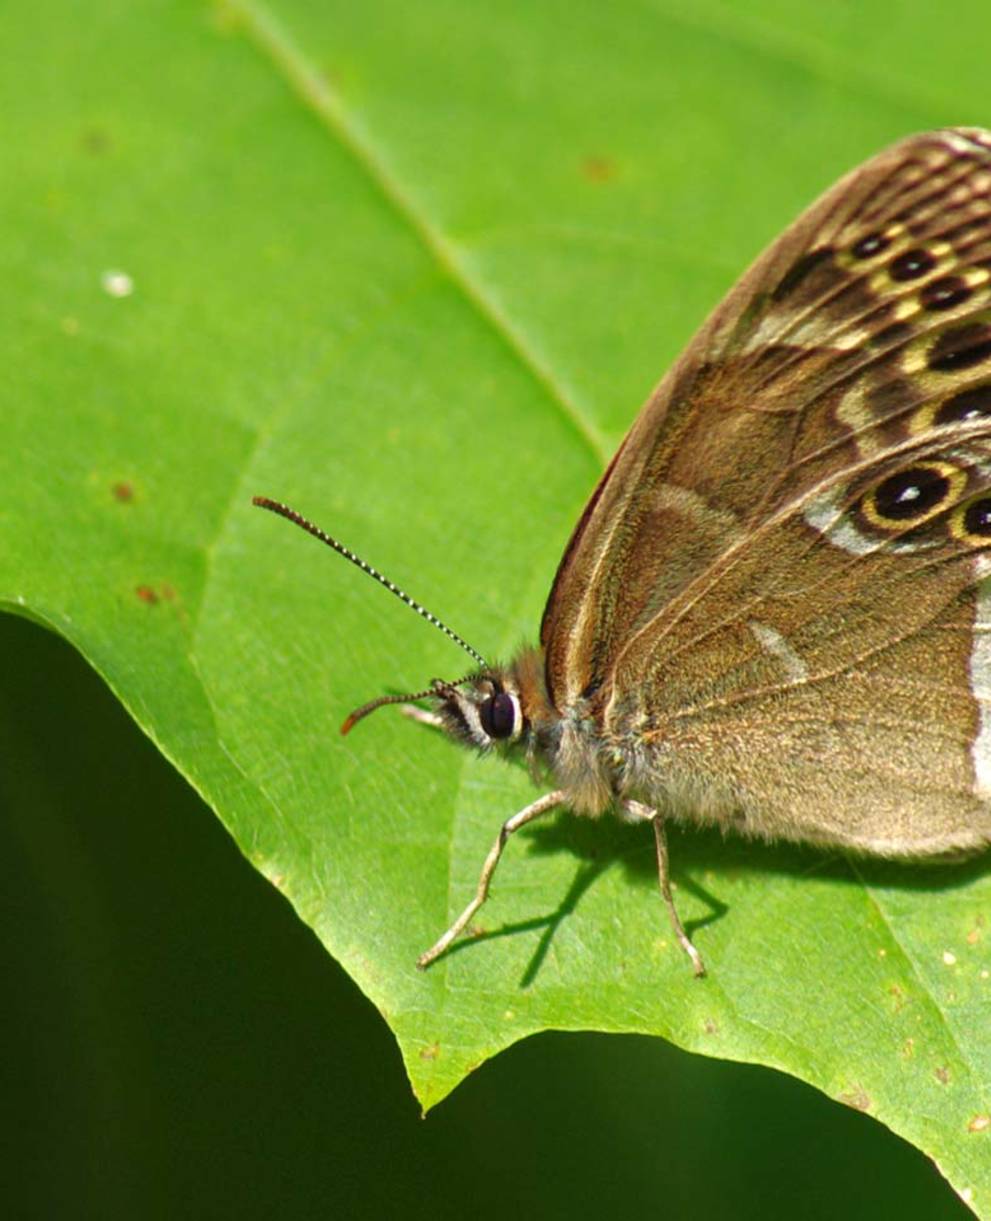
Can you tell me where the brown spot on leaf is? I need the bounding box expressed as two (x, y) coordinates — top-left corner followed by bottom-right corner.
(934, 1066), (951, 1085)
(81, 126), (111, 155)
(134, 582), (179, 607)
(419, 1042), (440, 1061)
(703, 1018), (719, 1036)
(838, 1087), (872, 1112)
(968, 1114), (990, 1133)
(581, 155), (617, 182)
(112, 481), (134, 503)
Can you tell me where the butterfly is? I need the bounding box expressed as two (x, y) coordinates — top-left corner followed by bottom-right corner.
(256, 127), (991, 977)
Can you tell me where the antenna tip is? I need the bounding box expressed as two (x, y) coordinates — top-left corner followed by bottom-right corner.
(339, 712), (357, 736)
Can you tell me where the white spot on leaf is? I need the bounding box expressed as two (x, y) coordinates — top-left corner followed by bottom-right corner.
(101, 269), (134, 298)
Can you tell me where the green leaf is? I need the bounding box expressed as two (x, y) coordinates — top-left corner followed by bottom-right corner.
(4, 0), (990, 1210)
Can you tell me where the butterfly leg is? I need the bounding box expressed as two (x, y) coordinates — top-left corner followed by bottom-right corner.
(417, 789), (566, 969)
(401, 704), (446, 730)
(624, 800), (706, 978)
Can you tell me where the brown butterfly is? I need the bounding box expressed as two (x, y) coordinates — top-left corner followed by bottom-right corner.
(256, 127), (991, 977)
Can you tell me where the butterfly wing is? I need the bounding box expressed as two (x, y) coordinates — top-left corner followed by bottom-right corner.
(541, 127), (991, 854)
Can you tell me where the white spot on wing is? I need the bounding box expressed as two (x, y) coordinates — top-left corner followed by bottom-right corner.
(748, 620), (809, 684)
(803, 485), (876, 556)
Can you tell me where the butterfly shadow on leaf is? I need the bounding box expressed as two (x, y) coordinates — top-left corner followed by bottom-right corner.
(445, 807), (991, 987)
(664, 822), (991, 901)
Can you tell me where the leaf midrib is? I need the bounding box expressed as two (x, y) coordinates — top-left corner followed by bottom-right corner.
(227, 0), (610, 467)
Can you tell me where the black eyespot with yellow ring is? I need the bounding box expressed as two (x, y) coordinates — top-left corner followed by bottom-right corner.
(950, 494), (991, 547)
(860, 461), (966, 531)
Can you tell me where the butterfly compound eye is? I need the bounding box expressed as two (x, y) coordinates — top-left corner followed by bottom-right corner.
(479, 691), (518, 740)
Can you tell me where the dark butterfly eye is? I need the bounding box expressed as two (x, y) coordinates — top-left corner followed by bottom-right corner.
(479, 691), (517, 740)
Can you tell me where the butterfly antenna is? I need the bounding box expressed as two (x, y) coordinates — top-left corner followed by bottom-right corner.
(337, 671), (475, 736)
(252, 496), (489, 676)
(339, 688), (436, 736)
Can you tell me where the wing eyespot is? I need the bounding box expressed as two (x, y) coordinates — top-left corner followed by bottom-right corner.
(933, 383), (991, 425)
(927, 318), (991, 372)
(950, 495), (991, 546)
(860, 461), (966, 530)
(910, 382), (991, 432)
(920, 275), (972, 311)
(850, 231), (891, 260)
(846, 222), (907, 264)
(889, 247), (938, 281)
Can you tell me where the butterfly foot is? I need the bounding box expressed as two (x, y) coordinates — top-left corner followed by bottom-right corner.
(686, 940), (707, 979)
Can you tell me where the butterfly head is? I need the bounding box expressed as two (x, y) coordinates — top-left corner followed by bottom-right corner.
(432, 671), (526, 750)
(339, 667), (529, 751)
